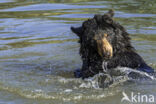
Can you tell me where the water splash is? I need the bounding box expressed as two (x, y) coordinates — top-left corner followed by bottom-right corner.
(110, 67), (156, 80)
(79, 65), (156, 89)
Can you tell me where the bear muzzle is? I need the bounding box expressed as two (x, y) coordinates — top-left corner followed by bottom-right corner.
(95, 34), (113, 59)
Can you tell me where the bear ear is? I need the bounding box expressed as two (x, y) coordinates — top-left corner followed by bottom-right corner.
(102, 9), (114, 24)
(107, 9), (114, 18)
(103, 9), (115, 18)
(71, 26), (83, 37)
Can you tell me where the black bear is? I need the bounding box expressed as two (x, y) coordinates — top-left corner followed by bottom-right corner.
(71, 10), (154, 79)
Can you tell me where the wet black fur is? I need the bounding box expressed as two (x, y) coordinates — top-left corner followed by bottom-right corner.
(71, 10), (154, 78)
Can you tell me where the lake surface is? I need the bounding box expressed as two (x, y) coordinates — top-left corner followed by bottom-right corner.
(0, 0), (156, 104)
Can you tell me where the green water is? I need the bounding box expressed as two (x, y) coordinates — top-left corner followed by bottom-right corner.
(0, 0), (156, 104)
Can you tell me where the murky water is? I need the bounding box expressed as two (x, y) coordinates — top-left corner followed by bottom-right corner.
(0, 0), (156, 104)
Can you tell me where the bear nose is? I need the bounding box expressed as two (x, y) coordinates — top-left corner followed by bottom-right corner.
(100, 51), (112, 60)
(105, 51), (112, 59)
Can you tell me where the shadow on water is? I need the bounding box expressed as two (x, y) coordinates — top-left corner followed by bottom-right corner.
(0, 0), (156, 104)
